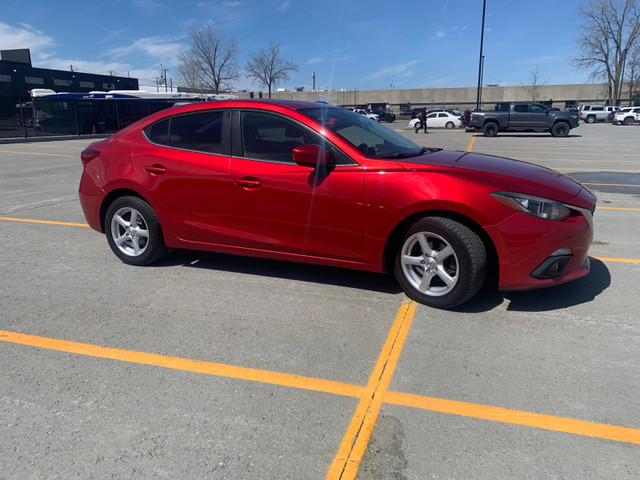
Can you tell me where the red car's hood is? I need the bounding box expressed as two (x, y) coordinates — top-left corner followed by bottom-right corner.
(399, 150), (585, 202)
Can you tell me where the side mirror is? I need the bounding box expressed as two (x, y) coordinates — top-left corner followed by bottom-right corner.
(293, 144), (334, 169)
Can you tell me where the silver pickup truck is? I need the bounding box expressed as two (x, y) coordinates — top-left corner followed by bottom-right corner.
(469, 102), (580, 137)
(578, 105), (619, 123)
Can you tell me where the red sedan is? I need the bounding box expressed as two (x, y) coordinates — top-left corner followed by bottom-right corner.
(79, 100), (595, 309)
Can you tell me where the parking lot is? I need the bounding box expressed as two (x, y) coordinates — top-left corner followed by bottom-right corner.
(1, 121), (639, 479)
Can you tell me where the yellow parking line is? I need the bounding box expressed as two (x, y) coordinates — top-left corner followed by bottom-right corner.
(0, 217), (89, 227)
(594, 257), (640, 264)
(383, 391), (640, 445)
(327, 299), (415, 480)
(0, 330), (363, 399)
(2, 328), (639, 448)
(583, 182), (640, 187)
(597, 207), (640, 211)
(0, 149), (75, 157)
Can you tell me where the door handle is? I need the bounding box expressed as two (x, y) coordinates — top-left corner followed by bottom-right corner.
(144, 164), (166, 175)
(235, 178), (262, 189)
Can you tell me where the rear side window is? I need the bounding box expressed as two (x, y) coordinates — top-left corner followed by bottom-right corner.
(144, 111), (225, 154)
(514, 105), (528, 113)
(148, 119), (169, 145)
(170, 111), (224, 154)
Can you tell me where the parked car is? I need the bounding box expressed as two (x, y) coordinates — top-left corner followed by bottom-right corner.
(371, 108), (396, 123)
(578, 105), (619, 123)
(469, 102), (579, 137)
(353, 108), (379, 121)
(409, 111), (463, 129)
(79, 99), (595, 309)
(612, 107), (640, 125)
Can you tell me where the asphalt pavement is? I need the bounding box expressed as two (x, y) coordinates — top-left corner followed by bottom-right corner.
(1, 122), (639, 479)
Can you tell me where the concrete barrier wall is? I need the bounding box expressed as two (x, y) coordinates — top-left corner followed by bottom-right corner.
(238, 82), (623, 112)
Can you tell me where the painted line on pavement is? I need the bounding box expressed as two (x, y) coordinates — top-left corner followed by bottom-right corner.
(1, 328), (639, 447)
(327, 299), (416, 480)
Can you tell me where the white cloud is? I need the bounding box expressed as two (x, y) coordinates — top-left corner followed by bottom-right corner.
(0, 22), (54, 51)
(307, 55), (356, 65)
(365, 60), (421, 81)
(436, 31), (445, 38)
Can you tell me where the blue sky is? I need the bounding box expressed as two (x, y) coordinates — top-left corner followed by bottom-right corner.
(1, 0), (593, 92)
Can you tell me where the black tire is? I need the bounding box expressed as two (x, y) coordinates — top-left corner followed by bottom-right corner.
(585, 115), (596, 123)
(624, 116), (634, 125)
(105, 196), (167, 266)
(482, 122), (498, 137)
(445, 121), (455, 129)
(551, 122), (570, 137)
(394, 217), (487, 309)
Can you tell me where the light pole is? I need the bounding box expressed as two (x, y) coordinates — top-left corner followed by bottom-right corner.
(476, 0), (487, 109)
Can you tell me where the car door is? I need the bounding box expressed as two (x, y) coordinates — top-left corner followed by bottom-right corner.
(230, 109), (365, 261)
(509, 104), (530, 128)
(529, 104), (550, 128)
(426, 112), (440, 128)
(133, 109), (236, 246)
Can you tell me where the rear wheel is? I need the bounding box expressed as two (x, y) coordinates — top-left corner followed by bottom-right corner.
(394, 217), (487, 309)
(624, 116), (634, 125)
(586, 115), (596, 123)
(105, 196), (167, 266)
(482, 122), (498, 137)
(445, 121), (455, 129)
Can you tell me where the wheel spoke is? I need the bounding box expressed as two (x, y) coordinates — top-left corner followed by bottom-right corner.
(435, 265), (457, 288)
(435, 244), (454, 262)
(416, 233), (436, 257)
(114, 234), (129, 247)
(418, 270), (436, 292)
(402, 254), (424, 267)
(114, 214), (129, 229)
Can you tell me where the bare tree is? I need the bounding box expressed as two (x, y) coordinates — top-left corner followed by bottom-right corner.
(625, 44), (640, 103)
(521, 65), (548, 101)
(245, 43), (298, 98)
(177, 26), (239, 94)
(573, 0), (640, 105)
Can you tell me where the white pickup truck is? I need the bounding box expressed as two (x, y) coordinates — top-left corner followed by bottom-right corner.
(352, 109), (379, 122)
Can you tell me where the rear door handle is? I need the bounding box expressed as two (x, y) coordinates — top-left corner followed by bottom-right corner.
(144, 164), (166, 175)
(235, 178), (262, 189)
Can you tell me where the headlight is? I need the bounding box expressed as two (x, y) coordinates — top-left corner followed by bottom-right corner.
(491, 192), (573, 221)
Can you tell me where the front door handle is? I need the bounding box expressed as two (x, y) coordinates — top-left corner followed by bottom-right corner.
(144, 164), (166, 175)
(235, 178), (262, 189)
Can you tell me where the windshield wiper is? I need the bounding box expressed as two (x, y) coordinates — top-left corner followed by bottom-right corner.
(381, 147), (440, 159)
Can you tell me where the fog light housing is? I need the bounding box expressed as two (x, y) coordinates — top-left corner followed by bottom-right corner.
(531, 250), (573, 279)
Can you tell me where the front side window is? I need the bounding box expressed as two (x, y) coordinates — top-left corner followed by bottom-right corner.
(240, 111), (319, 163)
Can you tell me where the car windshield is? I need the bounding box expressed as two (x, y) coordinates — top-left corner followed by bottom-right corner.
(301, 107), (427, 159)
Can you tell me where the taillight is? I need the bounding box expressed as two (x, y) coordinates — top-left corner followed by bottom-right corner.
(81, 149), (100, 165)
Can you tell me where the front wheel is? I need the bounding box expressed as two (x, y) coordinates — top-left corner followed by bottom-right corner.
(551, 122), (570, 137)
(105, 196), (167, 266)
(394, 217), (487, 309)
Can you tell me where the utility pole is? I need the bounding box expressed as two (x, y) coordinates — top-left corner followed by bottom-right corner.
(476, 0), (487, 109)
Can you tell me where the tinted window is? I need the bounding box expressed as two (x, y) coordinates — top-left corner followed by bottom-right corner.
(530, 105), (546, 113)
(170, 111), (224, 154)
(592, 106), (604, 111)
(241, 111), (318, 163)
(514, 105), (528, 113)
(148, 119), (169, 145)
